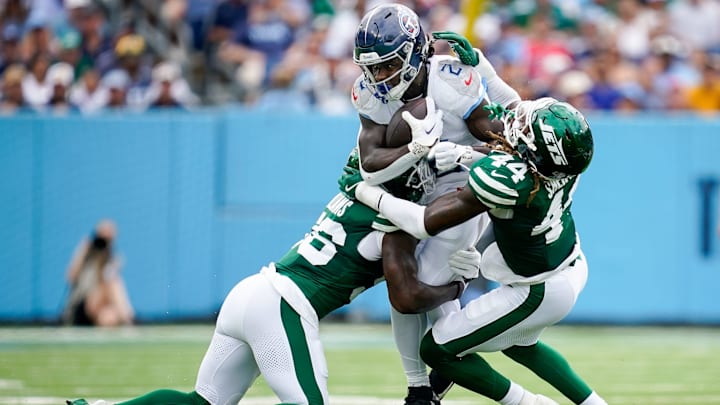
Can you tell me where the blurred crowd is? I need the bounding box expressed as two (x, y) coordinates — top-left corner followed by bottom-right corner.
(1, 0), (719, 116)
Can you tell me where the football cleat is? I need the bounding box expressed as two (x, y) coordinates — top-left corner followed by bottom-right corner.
(66, 400), (109, 405)
(403, 385), (441, 405)
(429, 369), (454, 400)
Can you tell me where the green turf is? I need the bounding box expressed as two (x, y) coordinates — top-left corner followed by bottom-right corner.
(1, 324), (719, 404)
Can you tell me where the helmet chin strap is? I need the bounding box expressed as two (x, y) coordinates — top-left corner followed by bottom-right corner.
(400, 63), (428, 102)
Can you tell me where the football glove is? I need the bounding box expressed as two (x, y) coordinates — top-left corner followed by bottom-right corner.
(338, 166), (364, 200)
(448, 247), (481, 280)
(429, 141), (475, 172)
(404, 97), (443, 157)
(482, 102), (511, 121)
(432, 31), (479, 67)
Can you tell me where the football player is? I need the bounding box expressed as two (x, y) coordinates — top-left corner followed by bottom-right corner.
(342, 95), (609, 405)
(350, 4), (513, 404)
(66, 150), (481, 405)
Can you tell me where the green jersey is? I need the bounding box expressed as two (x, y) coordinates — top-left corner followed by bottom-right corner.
(468, 151), (579, 276)
(275, 193), (395, 319)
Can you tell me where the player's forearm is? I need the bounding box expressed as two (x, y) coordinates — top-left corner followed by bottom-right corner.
(360, 150), (422, 185)
(391, 281), (463, 314)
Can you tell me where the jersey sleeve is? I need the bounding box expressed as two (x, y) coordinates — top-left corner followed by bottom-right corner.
(467, 152), (533, 209)
(428, 56), (487, 120)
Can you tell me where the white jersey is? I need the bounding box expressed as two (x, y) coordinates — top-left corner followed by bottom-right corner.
(351, 55), (490, 202)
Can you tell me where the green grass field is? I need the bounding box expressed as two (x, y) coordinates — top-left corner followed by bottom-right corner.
(1, 323), (719, 404)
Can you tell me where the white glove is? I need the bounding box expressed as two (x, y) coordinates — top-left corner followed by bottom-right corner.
(404, 97), (443, 157)
(448, 247), (481, 280)
(429, 141), (474, 172)
(474, 47), (497, 79)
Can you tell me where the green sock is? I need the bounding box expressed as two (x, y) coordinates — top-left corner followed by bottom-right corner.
(420, 333), (511, 400)
(503, 341), (593, 403)
(116, 389), (209, 405)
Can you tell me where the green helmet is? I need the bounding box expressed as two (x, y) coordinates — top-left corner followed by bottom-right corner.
(343, 148), (434, 203)
(503, 98), (594, 179)
(381, 158), (435, 203)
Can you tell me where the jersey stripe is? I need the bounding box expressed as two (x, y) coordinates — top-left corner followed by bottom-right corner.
(468, 175), (517, 208)
(473, 168), (519, 197)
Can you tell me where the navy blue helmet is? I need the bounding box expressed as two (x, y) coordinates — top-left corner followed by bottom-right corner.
(353, 4), (429, 100)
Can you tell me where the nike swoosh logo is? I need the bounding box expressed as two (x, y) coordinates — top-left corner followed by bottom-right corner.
(351, 87), (358, 101)
(345, 184), (357, 192)
(425, 123), (436, 134)
(490, 170), (507, 179)
(464, 74), (473, 86)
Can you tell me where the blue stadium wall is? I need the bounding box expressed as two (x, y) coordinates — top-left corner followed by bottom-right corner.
(1, 110), (719, 324)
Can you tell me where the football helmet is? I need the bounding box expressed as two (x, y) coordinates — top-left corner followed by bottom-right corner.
(344, 148), (434, 203)
(382, 157), (435, 203)
(353, 4), (430, 101)
(501, 98), (594, 179)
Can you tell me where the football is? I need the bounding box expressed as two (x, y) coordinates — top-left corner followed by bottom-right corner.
(385, 98), (427, 147)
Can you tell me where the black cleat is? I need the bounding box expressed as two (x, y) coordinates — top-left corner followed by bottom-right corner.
(404, 385), (441, 405)
(429, 369), (455, 400)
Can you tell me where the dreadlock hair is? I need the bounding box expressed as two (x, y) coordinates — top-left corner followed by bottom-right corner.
(483, 130), (542, 206)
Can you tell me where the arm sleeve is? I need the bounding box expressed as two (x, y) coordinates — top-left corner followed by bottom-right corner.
(355, 181), (431, 240)
(377, 193), (431, 240)
(360, 150), (422, 186)
(485, 75), (521, 108)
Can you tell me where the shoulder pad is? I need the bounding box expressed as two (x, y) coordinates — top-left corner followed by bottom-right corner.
(351, 75), (401, 125)
(431, 56), (486, 99)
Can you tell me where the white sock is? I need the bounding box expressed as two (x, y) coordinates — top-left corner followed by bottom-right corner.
(579, 391), (608, 405)
(498, 381), (526, 405)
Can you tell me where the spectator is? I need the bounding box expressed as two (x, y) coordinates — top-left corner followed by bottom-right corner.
(0, 23), (23, 74)
(57, 29), (93, 79)
(70, 68), (108, 114)
(102, 68), (131, 109)
(144, 61), (199, 109)
(21, 15), (56, 60)
(61, 219), (134, 327)
(218, 0), (306, 101)
(685, 54), (720, 113)
(67, 1), (113, 71)
(21, 51), (52, 109)
(112, 34), (153, 108)
(667, 0), (720, 54)
(0, 63), (28, 114)
(45, 61), (76, 113)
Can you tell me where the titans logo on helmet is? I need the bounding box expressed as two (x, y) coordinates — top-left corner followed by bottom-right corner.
(397, 6), (420, 38)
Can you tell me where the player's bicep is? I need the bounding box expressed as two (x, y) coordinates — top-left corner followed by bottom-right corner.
(357, 116), (388, 171)
(465, 99), (503, 142)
